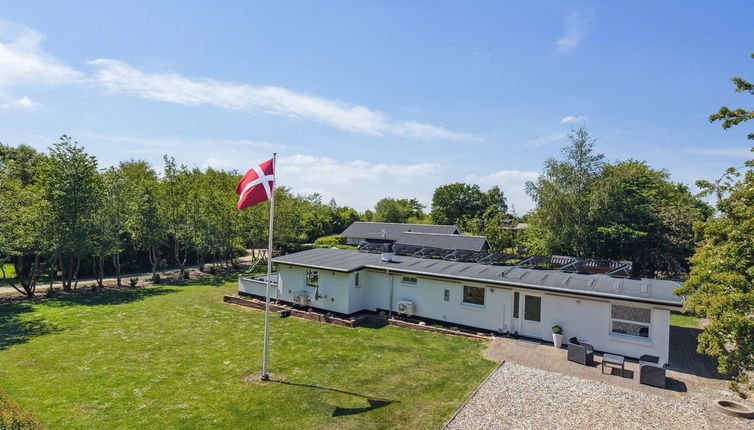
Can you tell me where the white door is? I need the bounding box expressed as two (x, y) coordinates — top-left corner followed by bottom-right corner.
(511, 291), (543, 338)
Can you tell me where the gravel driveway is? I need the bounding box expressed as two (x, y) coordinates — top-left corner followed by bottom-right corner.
(445, 363), (733, 430)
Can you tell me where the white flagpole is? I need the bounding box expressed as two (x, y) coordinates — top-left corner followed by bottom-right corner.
(261, 152), (276, 381)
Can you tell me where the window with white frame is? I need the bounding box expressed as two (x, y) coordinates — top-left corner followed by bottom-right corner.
(462, 285), (485, 306)
(610, 304), (651, 338)
(401, 276), (417, 285)
(306, 269), (319, 287)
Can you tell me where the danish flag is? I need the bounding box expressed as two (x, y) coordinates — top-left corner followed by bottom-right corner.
(235, 158), (275, 210)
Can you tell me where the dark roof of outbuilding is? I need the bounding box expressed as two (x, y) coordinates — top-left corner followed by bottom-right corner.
(272, 248), (683, 307)
(340, 222), (459, 241)
(396, 232), (489, 252)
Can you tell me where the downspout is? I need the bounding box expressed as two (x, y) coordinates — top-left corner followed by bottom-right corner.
(387, 269), (394, 317)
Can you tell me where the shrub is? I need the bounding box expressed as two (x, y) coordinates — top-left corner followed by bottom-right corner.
(129, 278), (138, 288)
(0, 387), (46, 430)
(552, 325), (563, 334)
(44, 288), (56, 299)
(183, 271), (190, 280)
(151, 274), (161, 284)
(314, 235), (346, 248)
(209, 266), (217, 275)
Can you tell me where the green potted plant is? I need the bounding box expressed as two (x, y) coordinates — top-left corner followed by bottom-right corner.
(552, 325), (564, 348)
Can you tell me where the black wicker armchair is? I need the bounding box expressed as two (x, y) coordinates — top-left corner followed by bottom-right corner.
(567, 337), (595, 365)
(639, 355), (666, 388)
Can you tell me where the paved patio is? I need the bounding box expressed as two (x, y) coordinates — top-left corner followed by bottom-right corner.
(462, 326), (754, 428)
(483, 326), (727, 398)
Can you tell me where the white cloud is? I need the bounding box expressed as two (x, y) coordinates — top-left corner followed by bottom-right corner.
(281, 154), (443, 184)
(465, 169), (540, 214)
(525, 132), (567, 147)
(0, 21), (81, 102)
(560, 115), (588, 124)
(88, 59), (474, 141)
(556, 11), (592, 51)
(1, 96), (39, 109)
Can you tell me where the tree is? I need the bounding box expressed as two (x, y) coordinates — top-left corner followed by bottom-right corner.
(677, 52), (754, 398)
(121, 160), (165, 278)
(0, 146), (48, 297)
(709, 52), (754, 141)
(160, 156), (193, 278)
(525, 127), (604, 256)
(40, 136), (102, 291)
(431, 183), (492, 226)
(589, 161), (711, 277)
(90, 167), (127, 287)
(373, 198), (426, 224)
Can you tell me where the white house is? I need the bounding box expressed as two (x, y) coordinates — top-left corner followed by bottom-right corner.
(238, 247), (683, 365)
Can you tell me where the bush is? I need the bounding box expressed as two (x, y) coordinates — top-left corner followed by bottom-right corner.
(44, 288), (56, 299)
(0, 387), (46, 430)
(129, 278), (138, 288)
(209, 266), (217, 275)
(314, 235), (346, 248)
(151, 274), (161, 284)
(552, 325), (563, 334)
(183, 271), (190, 280)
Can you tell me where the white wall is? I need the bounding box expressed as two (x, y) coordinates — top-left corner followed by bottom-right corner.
(239, 266), (351, 314)
(389, 275), (511, 332)
(240, 266), (672, 363)
(540, 294), (671, 364)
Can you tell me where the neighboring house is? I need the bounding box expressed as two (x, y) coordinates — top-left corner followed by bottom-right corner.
(239, 247), (682, 365)
(340, 221), (459, 245)
(395, 232), (489, 252)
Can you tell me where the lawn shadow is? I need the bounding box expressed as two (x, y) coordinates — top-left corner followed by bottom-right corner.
(182, 272), (239, 287)
(0, 302), (63, 351)
(269, 379), (399, 417)
(43, 286), (178, 308)
(357, 319), (388, 329)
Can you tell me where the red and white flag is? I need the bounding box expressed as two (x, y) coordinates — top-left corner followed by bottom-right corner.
(236, 158), (275, 210)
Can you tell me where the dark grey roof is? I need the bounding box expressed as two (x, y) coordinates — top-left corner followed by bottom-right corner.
(340, 222), (459, 241)
(273, 248), (683, 307)
(396, 232), (489, 252)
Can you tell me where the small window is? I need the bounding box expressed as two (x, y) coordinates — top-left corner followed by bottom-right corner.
(354, 272), (360, 287)
(306, 269), (319, 287)
(402, 276), (417, 285)
(462, 285), (485, 306)
(443, 289), (450, 302)
(513, 292), (520, 318)
(610, 304), (651, 338)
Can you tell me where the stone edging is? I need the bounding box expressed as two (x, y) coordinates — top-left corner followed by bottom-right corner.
(223, 294), (492, 340)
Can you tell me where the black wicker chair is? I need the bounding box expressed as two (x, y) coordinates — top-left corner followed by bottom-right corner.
(567, 337), (595, 365)
(639, 355), (666, 388)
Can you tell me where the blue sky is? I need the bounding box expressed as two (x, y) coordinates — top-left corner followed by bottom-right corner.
(1, 1), (752, 213)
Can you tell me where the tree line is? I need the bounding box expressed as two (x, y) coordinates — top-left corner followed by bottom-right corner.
(0, 137), (359, 297)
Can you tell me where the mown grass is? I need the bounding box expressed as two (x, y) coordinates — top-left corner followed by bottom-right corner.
(0, 264), (16, 286)
(670, 311), (701, 328)
(0, 278), (495, 429)
(1, 264), (15, 279)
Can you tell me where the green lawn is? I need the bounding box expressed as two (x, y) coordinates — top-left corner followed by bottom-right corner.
(0, 276), (496, 429)
(670, 311), (702, 328)
(1, 264), (16, 286)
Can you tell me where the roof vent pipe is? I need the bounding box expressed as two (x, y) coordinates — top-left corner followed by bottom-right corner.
(381, 242), (394, 262)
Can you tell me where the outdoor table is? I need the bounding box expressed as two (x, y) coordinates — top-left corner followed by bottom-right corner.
(602, 353), (626, 377)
